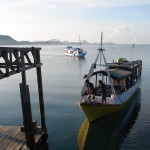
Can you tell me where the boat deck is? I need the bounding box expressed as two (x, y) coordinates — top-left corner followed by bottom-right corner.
(81, 95), (115, 104)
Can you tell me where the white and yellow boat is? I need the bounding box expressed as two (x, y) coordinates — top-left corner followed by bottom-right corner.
(78, 33), (142, 123)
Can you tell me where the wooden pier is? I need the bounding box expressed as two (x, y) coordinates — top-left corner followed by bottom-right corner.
(0, 47), (48, 150)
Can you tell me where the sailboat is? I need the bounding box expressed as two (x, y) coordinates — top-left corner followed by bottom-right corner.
(65, 35), (87, 58)
(77, 33), (142, 123)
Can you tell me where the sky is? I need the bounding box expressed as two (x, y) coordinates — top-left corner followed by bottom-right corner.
(0, 0), (150, 44)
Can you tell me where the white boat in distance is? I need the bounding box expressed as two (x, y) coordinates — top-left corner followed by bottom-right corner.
(65, 46), (87, 58)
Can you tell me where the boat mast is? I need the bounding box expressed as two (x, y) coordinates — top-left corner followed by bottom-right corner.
(79, 35), (81, 49)
(81, 32), (116, 97)
(98, 33), (116, 97)
(132, 44), (135, 61)
(81, 41), (101, 94)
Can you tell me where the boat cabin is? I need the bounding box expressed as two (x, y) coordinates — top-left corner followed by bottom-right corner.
(65, 47), (84, 55)
(84, 59), (142, 97)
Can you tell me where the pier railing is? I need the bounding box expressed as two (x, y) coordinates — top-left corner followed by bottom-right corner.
(0, 47), (41, 79)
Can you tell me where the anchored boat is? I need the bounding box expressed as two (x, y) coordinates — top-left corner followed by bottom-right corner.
(77, 34), (142, 123)
(65, 46), (87, 58)
(65, 35), (87, 58)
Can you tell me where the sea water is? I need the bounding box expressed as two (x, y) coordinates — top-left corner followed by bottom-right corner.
(0, 44), (150, 150)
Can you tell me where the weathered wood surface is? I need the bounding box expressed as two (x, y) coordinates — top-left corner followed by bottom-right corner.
(0, 47), (48, 149)
(0, 47), (42, 79)
(0, 126), (41, 150)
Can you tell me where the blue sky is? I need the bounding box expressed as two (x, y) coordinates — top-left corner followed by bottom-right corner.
(0, 0), (150, 44)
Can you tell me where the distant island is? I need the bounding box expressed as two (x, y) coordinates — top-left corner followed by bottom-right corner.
(0, 34), (115, 45)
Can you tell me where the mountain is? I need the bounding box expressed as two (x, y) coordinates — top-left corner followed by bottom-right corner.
(0, 34), (115, 45)
(0, 35), (19, 45)
(0, 35), (63, 45)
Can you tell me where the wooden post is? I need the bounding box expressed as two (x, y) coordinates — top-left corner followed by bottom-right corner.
(9, 52), (12, 63)
(36, 49), (46, 130)
(20, 84), (35, 149)
(95, 74), (97, 88)
(3, 51), (9, 77)
(20, 51), (35, 149)
(14, 49), (20, 73)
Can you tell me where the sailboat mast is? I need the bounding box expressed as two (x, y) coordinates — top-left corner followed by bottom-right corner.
(100, 32), (103, 49)
(79, 35), (81, 49)
(132, 44), (135, 61)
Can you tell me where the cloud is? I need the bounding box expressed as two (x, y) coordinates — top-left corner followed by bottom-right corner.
(106, 25), (133, 43)
(51, 0), (150, 8)
(1, 0), (150, 9)
(113, 25), (128, 35)
(0, 0), (57, 11)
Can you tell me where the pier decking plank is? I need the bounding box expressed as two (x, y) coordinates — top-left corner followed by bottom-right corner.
(3, 127), (23, 150)
(0, 126), (14, 145)
(0, 126), (42, 150)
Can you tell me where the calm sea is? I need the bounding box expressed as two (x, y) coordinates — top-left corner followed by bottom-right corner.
(0, 44), (150, 150)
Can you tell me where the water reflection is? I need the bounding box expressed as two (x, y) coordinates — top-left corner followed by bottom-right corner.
(78, 91), (141, 150)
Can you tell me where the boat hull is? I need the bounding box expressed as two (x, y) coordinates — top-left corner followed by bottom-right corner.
(78, 93), (141, 149)
(65, 52), (87, 58)
(79, 103), (125, 123)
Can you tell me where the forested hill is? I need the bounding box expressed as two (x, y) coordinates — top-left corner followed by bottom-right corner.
(0, 34), (64, 45)
(0, 35), (19, 45)
(0, 34), (115, 45)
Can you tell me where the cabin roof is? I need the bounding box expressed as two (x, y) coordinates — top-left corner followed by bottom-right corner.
(66, 46), (82, 51)
(83, 60), (142, 79)
(92, 69), (133, 79)
(108, 61), (142, 70)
